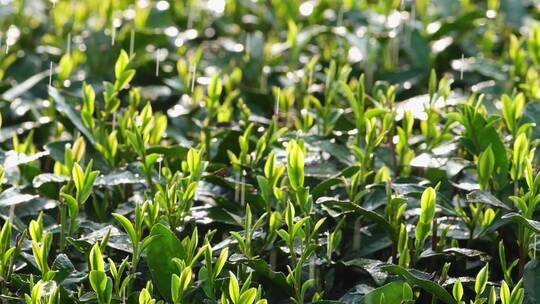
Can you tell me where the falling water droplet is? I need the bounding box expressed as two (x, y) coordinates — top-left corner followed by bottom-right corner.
(240, 171), (246, 206)
(66, 32), (71, 54)
(6, 25), (20, 54)
(234, 171), (240, 203)
(48, 62), (54, 89)
(189, 63), (197, 92)
(245, 33), (251, 56)
(111, 23), (116, 46)
(129, 28), (135, 57)
(155, 49), (161, 76)
(274, 88), (280, 117)
(460, 53), (464, 80)
(157, 155), (163, 181)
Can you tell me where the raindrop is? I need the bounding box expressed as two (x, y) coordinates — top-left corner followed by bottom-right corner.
(245, 33), (251, 56)
(403, 81), (412, 89)
(174, 36), (185, 47)
(124, 8), (136, 20)
(157, 155), (163, 181)
(460, 53), (464, 80)
(240, 171), (246, 206)
(198, 76), (210, 85)
(347, 46), (363, 63)
(129, 29), (135, 57)
(185, 29), (198, 40)
(189, 63), (197, 92)
(155, 49), (161, 76)
(299, 1), (314, 16)
(486, 10), (497, 19)
(165, 26), (179, 37)
(234, 171), (240, 202)
(204, 27), (216, 37)
(156, 0), (169, 11)
(426, 21), (441, 35)
(41, 281), (57, 297)
(111, 19), (121, 46)
(207, 0), (225, 15)
(66, 32), (71, 54)
(6, 25), (21, 53)
(48, 62), (54, 88)
(137, 0), (149, 8)
(163, 64), (173, 73)
(387, 11), (402, 28)
(145, 44), (155, 53)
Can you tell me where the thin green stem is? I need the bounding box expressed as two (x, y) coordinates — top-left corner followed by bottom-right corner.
(59, 203), (67, 251)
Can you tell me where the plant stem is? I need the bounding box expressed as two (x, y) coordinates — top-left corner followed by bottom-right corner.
(59, 203), (67, 251)
(518, 226), (527, 277)
(431, 216), (438, 252)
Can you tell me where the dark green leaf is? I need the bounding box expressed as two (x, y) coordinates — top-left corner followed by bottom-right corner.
(147, 223), (184, 302)
(382, 265), (456, 304)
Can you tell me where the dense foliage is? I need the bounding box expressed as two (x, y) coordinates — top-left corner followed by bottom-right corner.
(1, 0), (540, 303)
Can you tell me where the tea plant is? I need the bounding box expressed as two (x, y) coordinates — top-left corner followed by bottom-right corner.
(1, 0), (540, 303)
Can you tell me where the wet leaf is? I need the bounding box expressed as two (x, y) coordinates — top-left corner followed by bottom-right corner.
(32, 173), (69, 188)
(49, 87), (95, 146)
(382, 265), (457, 304)
(419, 247), (490, 262)
(94, 169), (146, 187)
(501, 213), (540, 233)
(147, 223), (184, 302)
(318, 198), (395, 240)
(524, 258), (540, 303)
(339, 284), (375, 304)
(1, 70), (50, 101)
(0, 187), (37, 207)
(466, 190), (512, 211)
(358, 281), (407, 304)
(341, 258), (388, 285)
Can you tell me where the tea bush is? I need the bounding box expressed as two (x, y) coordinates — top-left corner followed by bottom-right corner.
(0, 0), (540, 303)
